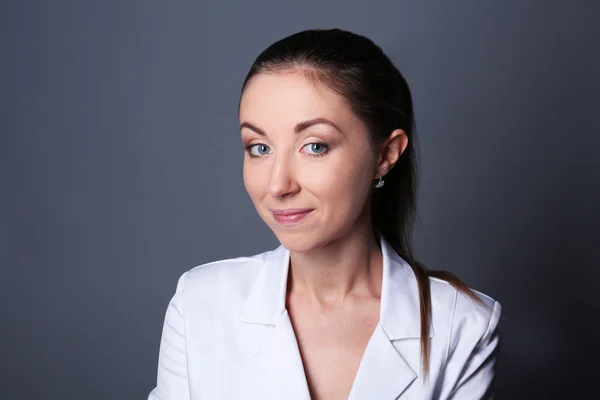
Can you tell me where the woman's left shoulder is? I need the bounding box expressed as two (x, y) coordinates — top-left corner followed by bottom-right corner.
(429, 276), (502, 343)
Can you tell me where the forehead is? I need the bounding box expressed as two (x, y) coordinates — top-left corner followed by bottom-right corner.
(239, 72), (359, 130)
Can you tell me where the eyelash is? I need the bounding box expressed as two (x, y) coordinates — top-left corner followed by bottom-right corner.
(243, 142), (330, 158)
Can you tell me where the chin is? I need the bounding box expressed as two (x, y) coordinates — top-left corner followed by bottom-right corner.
(271, 228), (331, 254)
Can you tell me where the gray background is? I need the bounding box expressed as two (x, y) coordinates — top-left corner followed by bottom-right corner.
(2, 0), (599, 399)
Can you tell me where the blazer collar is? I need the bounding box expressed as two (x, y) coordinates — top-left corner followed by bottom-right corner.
(239, 234), (434, 340)
(238, 234), (430, 399)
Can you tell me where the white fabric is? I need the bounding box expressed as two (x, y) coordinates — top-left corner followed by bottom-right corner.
(148, 235), (501, 399)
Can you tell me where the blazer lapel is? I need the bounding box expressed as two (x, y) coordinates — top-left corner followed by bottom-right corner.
(238, 236), (433, 400)
(348, 236), (434, 399)
(239, 245), (311, 400)
(253, 310), (312, 400)
(347, 324), (417, 399)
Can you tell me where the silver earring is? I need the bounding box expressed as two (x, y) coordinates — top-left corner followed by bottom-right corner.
(375, 175), (385, 188)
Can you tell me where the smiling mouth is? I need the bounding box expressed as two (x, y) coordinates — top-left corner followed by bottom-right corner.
(270, 209), (314, 226)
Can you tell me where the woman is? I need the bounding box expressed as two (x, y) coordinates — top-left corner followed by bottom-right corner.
(148, 28), (501, 400)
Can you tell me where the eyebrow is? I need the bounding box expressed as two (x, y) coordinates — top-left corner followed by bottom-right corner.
(240, 117), (344, 136)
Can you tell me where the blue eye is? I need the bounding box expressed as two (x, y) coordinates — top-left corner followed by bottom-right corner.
(303, 142), (328, 155)
(247, 144), (271, 156)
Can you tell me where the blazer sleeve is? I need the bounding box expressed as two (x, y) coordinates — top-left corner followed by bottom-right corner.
(447, 300), (502, 400)
(148, 272), (190, 400)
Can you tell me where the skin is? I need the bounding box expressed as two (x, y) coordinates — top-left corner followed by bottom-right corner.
(239, 70), (408, 399)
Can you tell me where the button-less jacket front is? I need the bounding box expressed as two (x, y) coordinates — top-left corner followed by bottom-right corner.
(148, 236), (501, 399)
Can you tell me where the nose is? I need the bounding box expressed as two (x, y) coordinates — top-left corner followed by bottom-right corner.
(268, 153), (299, 198)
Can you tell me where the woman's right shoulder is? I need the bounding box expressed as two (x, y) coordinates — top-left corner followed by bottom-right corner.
(171, 249), (273, 303)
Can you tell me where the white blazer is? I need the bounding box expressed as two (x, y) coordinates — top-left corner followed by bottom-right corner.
(148, 236), (501, 400)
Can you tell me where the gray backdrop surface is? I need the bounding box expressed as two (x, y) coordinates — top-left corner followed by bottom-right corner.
(2, 1), (599, 399)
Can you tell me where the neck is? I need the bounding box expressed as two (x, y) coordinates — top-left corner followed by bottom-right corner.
(287, 221), (383, 307)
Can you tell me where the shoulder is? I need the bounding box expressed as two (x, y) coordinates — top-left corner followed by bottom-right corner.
(172, 249), (272, 308)
(425, 276), (502, 396)
(428, 276), (502, 348)
(185, 250), (269, 285)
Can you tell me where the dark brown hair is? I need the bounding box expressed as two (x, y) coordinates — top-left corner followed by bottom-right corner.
(239, 28), (484, 377)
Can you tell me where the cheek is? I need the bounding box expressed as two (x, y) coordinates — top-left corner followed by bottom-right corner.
(242, 162), (264, 203)
(299, 153), (373, 208)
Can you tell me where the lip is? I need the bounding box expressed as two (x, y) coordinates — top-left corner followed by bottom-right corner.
(270, 209), (314, 226)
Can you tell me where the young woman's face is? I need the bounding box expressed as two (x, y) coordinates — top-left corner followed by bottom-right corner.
(239, 72), (377, 252)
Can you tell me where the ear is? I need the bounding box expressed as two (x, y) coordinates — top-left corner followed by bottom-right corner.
(374, 129), (408, 179)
